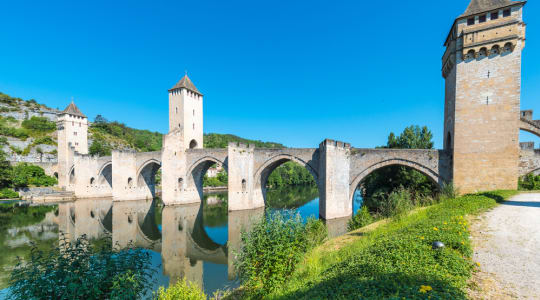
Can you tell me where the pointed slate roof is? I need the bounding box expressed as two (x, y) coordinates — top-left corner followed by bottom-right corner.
(460, 0), (526, 18)
(61, 101), (86, 118)
(169, 75), (202, 95)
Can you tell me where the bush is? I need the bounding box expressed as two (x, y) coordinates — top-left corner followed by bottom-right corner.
(235, 211), (326, 296)
(348, 206), (375, 231)
(21, 116), (56, 133)
(441, 181), (459, 199)
(155, 280), (206, 300)
(11, 163), (57, 187)
(0, 188), (19, 199)
(9, 235), (156, 300)
(89, 137), (112, 156)
(518, 174), (540, 190)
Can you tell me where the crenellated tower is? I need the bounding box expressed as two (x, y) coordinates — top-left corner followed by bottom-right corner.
(168, 75), (203, 149)
(442, 0), (526, 193)
(57, 101), (88, 189)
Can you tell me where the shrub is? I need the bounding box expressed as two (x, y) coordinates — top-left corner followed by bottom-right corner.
(21, 116), (56, 133)
(348, 206), (375, 231)
(9, 235), (156, 300)
(11, 163), (57, 187)
(155, 280), (206, 300)
(441, 181), (459, 199)
(0, 188), (19, 199)
(235, 211), (326, 296)
(518, 174), (540, 190)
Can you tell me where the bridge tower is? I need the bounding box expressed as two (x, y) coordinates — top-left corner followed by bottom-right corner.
(168, 74), (203, 149)
(57, 101), (88, 189)
(442, 0), (526, 193)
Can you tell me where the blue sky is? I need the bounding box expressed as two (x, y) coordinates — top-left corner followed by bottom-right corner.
(1, 0), (539, 148)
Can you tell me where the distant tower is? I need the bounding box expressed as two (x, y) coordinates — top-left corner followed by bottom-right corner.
(168, 74), (203, 149)
(442, 0), (526, 193)
(57, 101), (88, 189)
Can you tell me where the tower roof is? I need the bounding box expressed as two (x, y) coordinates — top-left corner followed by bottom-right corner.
(169, 75), (202, 95)
(460, 0), (526, 18)
(60, 101), (86, 118)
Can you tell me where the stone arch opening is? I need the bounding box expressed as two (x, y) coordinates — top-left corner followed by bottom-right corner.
(189, 139), (198, 149)
(187, 157), (228, 204)
(98, 162), (113, 188)
(466, 49), (476, 60)
(90, 177), (95, 185)
(54, 172), (58, 179)
(136, 159), (161, 198)
(69, 167), (75, 185)
(350, 159), (442, 215)
(478, 47), (488, 58)
(254, 155), (319, 211)
(503, 42), (514, 53)
(490, 44), (500, 56)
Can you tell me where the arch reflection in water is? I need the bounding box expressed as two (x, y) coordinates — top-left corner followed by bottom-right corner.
(57, 196), (264, 294)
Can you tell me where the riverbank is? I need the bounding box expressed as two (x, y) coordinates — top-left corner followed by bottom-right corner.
(254, 190), (518, 299)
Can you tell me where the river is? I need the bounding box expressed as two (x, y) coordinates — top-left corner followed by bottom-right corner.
(0, 186), (363, 298)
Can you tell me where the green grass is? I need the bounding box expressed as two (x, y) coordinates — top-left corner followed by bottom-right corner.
(259, 190), (518, 300)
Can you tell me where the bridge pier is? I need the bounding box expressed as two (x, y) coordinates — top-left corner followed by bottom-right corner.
(161, 130), (202, 205)
(112, 151), (151, 201)
(319, 139), (352, 220)
(72, 155), (112, 199)
(228, 143), (264, 211)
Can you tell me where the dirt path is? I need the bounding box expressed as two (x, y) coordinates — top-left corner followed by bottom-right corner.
(469, 193), (540, 299)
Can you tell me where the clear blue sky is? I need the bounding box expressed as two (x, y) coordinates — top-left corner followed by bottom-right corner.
(1, 0), (539, 148)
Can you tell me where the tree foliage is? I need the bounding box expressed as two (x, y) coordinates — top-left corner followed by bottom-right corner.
(91, 116), (162, 153)
(267, 161), (315, 188)
(361, 125), (437, 215)
(21, 116), (56, 133)
(204, 133), (284, 149)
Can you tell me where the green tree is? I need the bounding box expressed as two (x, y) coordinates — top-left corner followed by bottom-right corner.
(0, 137), (13, 188)
(89, 138), (112, 157)
(361, 125), (437, 214)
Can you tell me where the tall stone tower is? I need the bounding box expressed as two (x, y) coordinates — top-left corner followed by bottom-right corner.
(57, 101), (88, 189)
(168, 75), (203, 149)
(442, 0), (526, 193)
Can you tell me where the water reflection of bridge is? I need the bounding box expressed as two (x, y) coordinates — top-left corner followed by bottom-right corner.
(56, 197), (264, 287)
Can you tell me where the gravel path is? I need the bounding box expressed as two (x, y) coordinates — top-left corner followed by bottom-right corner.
(469, 193), (540, 299)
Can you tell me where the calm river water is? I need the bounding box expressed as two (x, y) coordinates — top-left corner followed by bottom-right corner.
(0, 186), (363, 298)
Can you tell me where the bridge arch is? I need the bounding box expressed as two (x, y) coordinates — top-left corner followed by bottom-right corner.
(254, 154), (319, 204)
(349, 158), (443, 202)
(135, 159), (162, 199)
(520, 120), (540, 139)
(186, 156), (228, 199)
(98, 161), (113, 188)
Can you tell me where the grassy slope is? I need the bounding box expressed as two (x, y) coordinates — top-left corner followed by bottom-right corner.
(264, 190), (518, 300)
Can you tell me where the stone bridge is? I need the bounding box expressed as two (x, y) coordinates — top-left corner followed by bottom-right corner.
(66, 137), (451, 220)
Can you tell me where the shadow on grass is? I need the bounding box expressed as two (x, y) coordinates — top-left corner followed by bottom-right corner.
(274, 269), (467, 300)
(477, 192), (505, 203)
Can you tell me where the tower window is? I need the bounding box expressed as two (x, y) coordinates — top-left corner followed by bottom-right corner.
(193, 123), (195, 130)
(479, 15), (486, 23)
(176, 107), (178, 114)
(503, 9), (511, 17)
(74, 132), (77, 136)
(467, 18), (475, 25)
(193, 109), (195, 116)
(491, 12), (499, 20)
